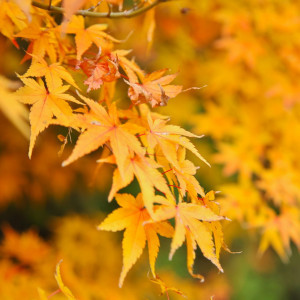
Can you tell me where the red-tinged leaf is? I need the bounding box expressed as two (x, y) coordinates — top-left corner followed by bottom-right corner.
(125, 69), (182, 107)
(84, 54), (120, 92)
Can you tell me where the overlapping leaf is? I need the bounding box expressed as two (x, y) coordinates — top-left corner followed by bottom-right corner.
(66, 15), (119, 60)
(98, 193), (173, 287)
(146, 113), (210, 168)
(23, 55), (79, 90)
(125, 69), (182, 107)
(153, 193), (226, 279)
(97, 154), (173, 216)
(15, 77), (82, 157)
(62, 94), (145, 182)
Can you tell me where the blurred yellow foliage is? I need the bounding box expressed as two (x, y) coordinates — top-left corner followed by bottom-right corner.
(0, 216), (231, 299)
(0, 0), (300, 298)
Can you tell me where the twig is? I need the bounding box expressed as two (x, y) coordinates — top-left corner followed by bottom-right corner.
(31, 0), (170, 19)
(86, 1), (103, 11)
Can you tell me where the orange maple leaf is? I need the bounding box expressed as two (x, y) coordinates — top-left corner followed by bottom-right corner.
(82, 53), (120, 92)
(78, 49), (145, 91)
(113, 49), (145, 83)
(66, 16), (120, 60)
(98, 193), (173, 287)
(125, 69), (182, 107)
(62, 94), (145, 181)
(15, 77), (82, 158)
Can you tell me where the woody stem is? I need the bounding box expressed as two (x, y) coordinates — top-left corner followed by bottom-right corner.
(31, 0), (170, 19)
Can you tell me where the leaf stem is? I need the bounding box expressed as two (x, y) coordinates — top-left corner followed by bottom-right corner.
(31, 0), (170, 19)
(48, 288), (61, 299)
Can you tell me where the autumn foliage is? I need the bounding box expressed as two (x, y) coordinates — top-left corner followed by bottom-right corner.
(0, 0), (299, 299)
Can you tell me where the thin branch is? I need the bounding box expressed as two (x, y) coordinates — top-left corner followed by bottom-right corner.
(31, 0), (170, 19)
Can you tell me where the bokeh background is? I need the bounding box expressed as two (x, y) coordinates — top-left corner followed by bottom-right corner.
(0, 0), (300, 299)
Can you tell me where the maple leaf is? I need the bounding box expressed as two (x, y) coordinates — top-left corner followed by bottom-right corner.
(146, 113), (210, 169)
(22, 57), (80, 90)
(15, 21), (61, 63)
(98, 193), (173, 287)
(153, 196), (225, 279)
(77, 49), (145, 91)
(83, 53), (121, 92)
(197, 191), (234, 259)
(22, 55), (80, 90)
(0, 76), (29, 138)
(15, 77), (82, 158)
(113, 49), (145, 83)
(258, 207), (300, 261)
(55, 260), (76, 299)
(62, 94), (145, 181)
(165, 147), (206, 200)
(97, 154), (173, 216)
(258, 219), (288, 262)
(125, 69), (182, 107)
(66, 15), (120, 60)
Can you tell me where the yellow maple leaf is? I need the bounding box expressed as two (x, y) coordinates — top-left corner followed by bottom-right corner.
(22, 55), (80, 90)
(55, 260), (76, 300)
(146, 113), (210, 168)
(153, 197), (225, 279)
(15, 77), (82, 158)
(98, 193), (173, 287)
(173, 147), (206, 199)
(97, 153), (174, 217)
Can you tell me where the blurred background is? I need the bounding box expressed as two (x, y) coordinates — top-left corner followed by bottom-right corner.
(0, 0), (300, 299)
